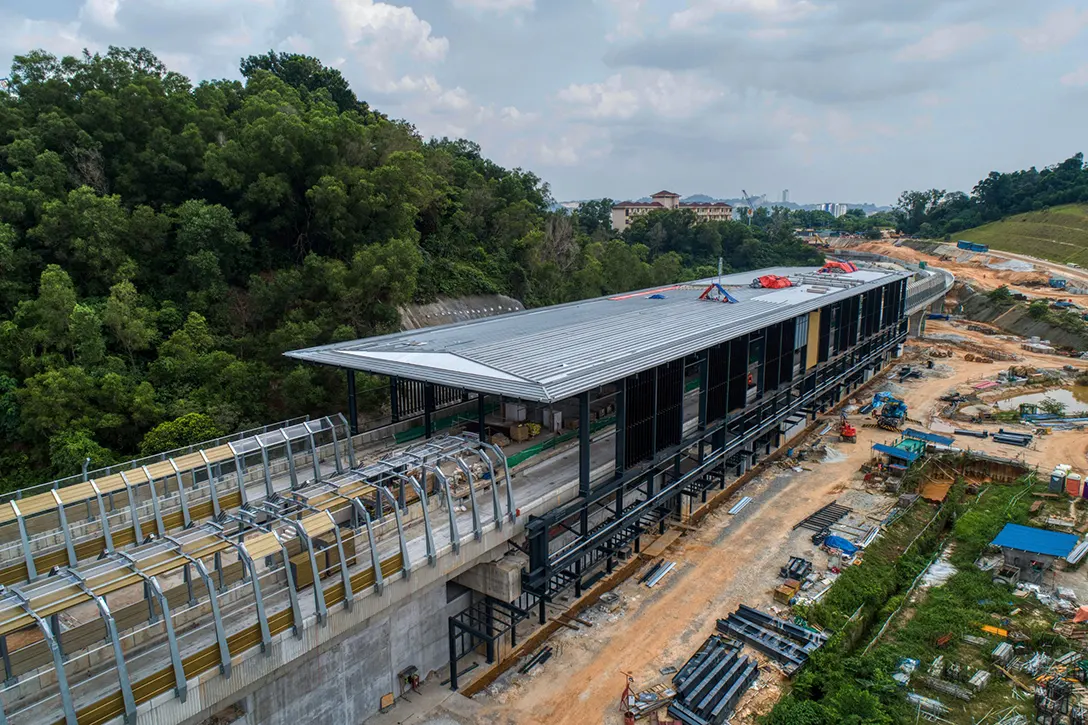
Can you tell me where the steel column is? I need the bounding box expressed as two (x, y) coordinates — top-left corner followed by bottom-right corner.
(120, 473), (144, 544)
(90, 480), (114, 552)
(389, 375), (400, 423)
(226, 540), (271, 652)
(277, 536), (304, 637)
(51, 490), (78, 568)
(477, 392), (487, 440)
(351, 499), (385, 594)
(478, 441), (516, 523)
(63, 570), (137, 723)
(287, 521), (327, 625)
(615, 381), (626, 479)
(579, 391), (591, 535)
(375, 486), (412, 575)
(424, 382), (435, 439)
(327, 512), (354, 610)
(229, 444), (248, 506)
(432, 466), (460, 553)
(9, 586), (77, 725)
(199, 449), (221, 518)
(405, 478), (436, 565)
(168, 459), (192, 527)
(347, 369), (359, 436)
(10, 503), (36, 581)
(454, 459), (482, 541)
(259, 443), (274, 499)
(140, 466), (166, 536)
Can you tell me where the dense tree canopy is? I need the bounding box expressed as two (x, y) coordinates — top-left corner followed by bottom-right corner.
(895, 153), (1088, 237)
(0, 47), (823, 490)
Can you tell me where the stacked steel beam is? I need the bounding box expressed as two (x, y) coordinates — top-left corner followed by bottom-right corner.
(716, 605), (828, 677)
(667, 634), (759, 725)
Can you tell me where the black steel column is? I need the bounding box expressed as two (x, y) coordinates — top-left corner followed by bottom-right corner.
(389, 376), (400, 423)
(698, 352), (709, 462)
(477, 393), (487, 441)
(424, 382), (435, 439)
(651, 367), (659, 459)
(485, 599), (495, 663)
(346, 370), (359, 436)
(579, 391), (591, 535)
(448, 619), (458, 691)
(615, 382), (626, 479)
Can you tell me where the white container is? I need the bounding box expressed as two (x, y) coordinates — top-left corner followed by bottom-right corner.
(504, 402), (527, 422)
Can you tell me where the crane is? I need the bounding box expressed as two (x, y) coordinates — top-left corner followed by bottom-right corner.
(741, 189), (760, 226)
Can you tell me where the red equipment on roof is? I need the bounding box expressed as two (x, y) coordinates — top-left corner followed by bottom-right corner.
(754, 275), (793, 289)
(819, 261), (858, 274)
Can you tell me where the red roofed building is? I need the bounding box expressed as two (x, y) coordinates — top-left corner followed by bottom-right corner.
(611, 191), (733, 232)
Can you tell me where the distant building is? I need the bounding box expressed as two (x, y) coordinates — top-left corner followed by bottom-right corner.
(611, 190), (734, 232)
(820, 203), (848, 218)
(782, 189), (789, 204)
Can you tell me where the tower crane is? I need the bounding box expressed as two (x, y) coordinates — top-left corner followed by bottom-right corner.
(741, 189), (760, 226)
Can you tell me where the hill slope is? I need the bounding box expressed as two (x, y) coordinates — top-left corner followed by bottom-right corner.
(958, 204), (1088, 265)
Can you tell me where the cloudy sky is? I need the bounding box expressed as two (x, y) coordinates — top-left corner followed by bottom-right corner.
(2, 0), (1087, 205)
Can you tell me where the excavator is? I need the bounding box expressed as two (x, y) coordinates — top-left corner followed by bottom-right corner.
(870, 391), (908, 431)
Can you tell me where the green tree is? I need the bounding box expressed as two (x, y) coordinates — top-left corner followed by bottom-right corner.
(139, 412), (223, 455)
(103, 280), (156, 364)
(48, 429), (113, 477)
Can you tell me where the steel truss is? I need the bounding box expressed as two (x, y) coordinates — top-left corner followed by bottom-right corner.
(523, 323), (906, 605)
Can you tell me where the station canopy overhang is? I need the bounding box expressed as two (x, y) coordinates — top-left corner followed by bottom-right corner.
(285, 265), (912, 404)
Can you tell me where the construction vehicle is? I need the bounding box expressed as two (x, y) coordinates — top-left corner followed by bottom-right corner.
(839, 419), (857, 443)
(870, 392), (908, 431)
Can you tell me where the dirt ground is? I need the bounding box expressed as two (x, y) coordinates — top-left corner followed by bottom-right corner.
(453, 323), (1088, 725)
(851, 240), (1088, 300)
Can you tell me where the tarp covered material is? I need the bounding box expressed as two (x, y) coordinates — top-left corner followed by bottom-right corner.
(903, 428), (955, 446)
(991, 523), (1079, 558)
(1073, 606), (1088, 623)
(872, 443), (921, 463)
(756, 275), (793, 289)
(819, 260), (859, 274)
(824, 535), (859, 555)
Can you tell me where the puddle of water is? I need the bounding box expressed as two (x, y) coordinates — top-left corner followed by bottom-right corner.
(995, 387), (1088, 414)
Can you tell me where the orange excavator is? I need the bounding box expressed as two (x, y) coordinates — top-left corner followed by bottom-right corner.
(839, 416), (857, 443)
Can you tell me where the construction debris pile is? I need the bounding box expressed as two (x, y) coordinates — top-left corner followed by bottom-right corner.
(716, 605), (829, 677)
(665, 635), (759, 725)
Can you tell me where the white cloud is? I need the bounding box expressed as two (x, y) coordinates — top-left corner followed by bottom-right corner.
(558, 75), (640, 119)
(334, 0), (448, 60)
(1060, 63), (1088, 87)
(1017, 7), (1088, 52)
(537, 127), (611, 167)
(330, 0), (449, 89)
(670, 0), (817, 31)
(451, 0), (534, 12)
(600, 0), (646, 41)
(558, 71), (724, 121)
(81, 0), (120, 28)
(896, 23), (989, 62)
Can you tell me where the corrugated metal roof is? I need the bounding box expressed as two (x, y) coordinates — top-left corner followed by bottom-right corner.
(872, 443), (920, 463)
(286, 266), (911, 402)
(992, 523), (1079, 557)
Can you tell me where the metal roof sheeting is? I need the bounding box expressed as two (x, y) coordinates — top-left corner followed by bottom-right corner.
(287, 266), (911, 403)
(992, 523), (1079, 558)
(872, 443), (921, 463)
(903, 428), (955, 446)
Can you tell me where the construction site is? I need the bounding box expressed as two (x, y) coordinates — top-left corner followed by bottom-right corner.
(9, 246), (1088, 725)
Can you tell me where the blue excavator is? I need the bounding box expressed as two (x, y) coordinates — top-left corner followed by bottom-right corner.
(869, 391), (908, 431)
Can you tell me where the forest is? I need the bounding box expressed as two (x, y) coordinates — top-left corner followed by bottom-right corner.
(0, 47), (822, 491)
(895, 152), (1088, 237)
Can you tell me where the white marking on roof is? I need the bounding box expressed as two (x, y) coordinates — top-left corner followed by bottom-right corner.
(343, 351), (524, 382)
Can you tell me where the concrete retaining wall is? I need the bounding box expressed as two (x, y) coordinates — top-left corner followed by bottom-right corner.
(239, 580), (469, 725)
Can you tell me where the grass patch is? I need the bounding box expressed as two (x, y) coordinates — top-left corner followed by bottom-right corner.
(957, 203), (1088, 266)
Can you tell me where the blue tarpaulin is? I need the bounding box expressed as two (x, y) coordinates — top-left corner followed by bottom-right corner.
(992, 523), (1079, 558)
(872, 443), (920, 463)
(903, 428), (954, 446)
(824, 535), (859, 555)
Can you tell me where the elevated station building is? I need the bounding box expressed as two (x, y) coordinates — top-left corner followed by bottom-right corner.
(0, 261), (944, 725)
